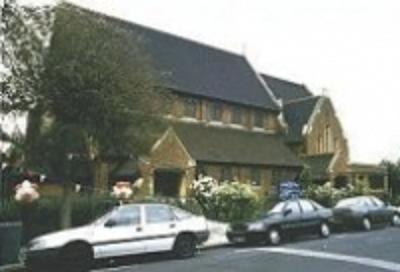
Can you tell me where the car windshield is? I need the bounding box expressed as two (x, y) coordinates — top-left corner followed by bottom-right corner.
(269, 202), (286, 213)
(336, 198), (362, 208)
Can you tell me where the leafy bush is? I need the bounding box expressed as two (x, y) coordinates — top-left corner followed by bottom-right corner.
(305, 180), (370, 207)
(0, 201), (21, 222)
(0, 195), (118, 239)
(192, 176), (261, 222)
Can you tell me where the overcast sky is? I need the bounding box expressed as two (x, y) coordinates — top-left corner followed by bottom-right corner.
(11, 0), (400, 163)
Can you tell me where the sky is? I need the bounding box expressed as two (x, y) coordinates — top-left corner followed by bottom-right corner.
(6, 0), (400, 163)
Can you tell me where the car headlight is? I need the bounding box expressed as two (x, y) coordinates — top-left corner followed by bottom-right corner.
(248, 222), (264, 231)
(28, 239), (48, 250)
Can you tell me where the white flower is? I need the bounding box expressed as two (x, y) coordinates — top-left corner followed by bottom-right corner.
(111, 181), (133, 199)
(15, 180), (40, 203)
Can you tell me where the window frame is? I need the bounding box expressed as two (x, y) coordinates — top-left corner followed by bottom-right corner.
(251, 168), (262, 187)
(183, 97), (198, 119)
(208, 101), (222, 122)
(231, 106), (243, 125)
(254, 111), (264, 128)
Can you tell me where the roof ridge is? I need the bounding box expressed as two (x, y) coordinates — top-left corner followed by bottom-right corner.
(65, 2), (244, 60)
(261, 73), (307, 87)
(284, 95), (321, 105)
(173, 121), (279, 137)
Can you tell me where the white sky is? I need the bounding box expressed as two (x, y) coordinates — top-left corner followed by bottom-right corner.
(9, 0), (400, 163)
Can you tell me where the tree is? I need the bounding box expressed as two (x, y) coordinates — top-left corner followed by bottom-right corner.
(1, 0), (53, 113)
(3, 2), (170, 227)
(381, 160), (400, 197)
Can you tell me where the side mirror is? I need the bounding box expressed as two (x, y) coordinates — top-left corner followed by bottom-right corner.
(105, 219), (117, 228)
(283, 209), (292, 217)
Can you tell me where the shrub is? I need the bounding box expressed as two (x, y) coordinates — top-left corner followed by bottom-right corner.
(305, 180), (370, 207)
(0, 195), (118, 239)
(0, 201), (21, 222)
(192, 176), (261, 222)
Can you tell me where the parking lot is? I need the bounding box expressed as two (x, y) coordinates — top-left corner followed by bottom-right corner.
(92, 227), (400, 272)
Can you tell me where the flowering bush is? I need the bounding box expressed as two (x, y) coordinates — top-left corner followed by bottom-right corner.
(191, 176), (261, 222)
(111, 181), (133, 201)
(15, 180), (40, 203)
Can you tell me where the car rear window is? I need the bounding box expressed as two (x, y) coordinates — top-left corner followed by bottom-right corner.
(145, 205), (175, 224)
(336, 198), (362, 208)
(173, 207), (193, 220)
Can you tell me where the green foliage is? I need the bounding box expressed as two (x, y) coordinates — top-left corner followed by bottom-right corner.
(0, 201), (21, 222)
(381, 160), (400, 197)
(305, 181), (370, 207)
(298, 167), (314, 191)
(0, 196), (117, 238)
(40, 4), (170, 158)
(1, 0), (53, 112)
(214, 182), (261, 222)
(192, 176), (262, 222)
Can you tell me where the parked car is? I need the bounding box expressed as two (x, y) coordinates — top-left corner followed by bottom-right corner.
(227, 198), (333, 246)
(333, 196), (400, 230)
(22, 203), (209, 272)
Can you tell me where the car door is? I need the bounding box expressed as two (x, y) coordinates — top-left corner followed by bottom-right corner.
(142, 204), (178, 253)
(280, 200), (303, 235)
(370, 197), (392, 223)
(299, 200), (320, 233)
(92, 205), (146, 259)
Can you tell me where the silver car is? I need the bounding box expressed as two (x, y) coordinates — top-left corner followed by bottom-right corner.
(22, 203), (209, 271)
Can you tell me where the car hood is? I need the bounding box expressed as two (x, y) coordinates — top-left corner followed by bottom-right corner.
(29, 224), (94, 250)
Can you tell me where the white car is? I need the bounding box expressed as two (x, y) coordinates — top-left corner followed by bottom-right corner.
(23, 203), (209, 271)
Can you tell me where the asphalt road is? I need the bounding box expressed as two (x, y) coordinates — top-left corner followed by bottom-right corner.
(91, 227), (400, 272)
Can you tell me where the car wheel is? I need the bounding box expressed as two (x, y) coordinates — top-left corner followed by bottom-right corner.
(173, 234), (196, 259)
(319, 222), (330, 238)
(391, 214), (400, 226)
(59, 242), (93, 272)
(268, 227), (281, 246)
(362, 217), (372, 231)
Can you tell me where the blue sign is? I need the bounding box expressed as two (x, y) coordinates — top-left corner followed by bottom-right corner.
(279, 181), (301, 201)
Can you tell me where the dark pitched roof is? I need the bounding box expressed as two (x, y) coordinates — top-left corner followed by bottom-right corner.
(260, 74), (313, 104)
(74, 5), (279, 111)
(284, 96), (321, 143)
(172, 122), (302, 167)
(302, 154), (335, 180)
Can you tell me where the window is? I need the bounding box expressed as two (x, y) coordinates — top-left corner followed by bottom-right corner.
(145, 205), (175, 224)
(254, 111), (263, 128)
(299, 200), (315, 213)
(325, 125), (331, 152)
(285, 201), (301, 214)
(270, 202), (285, 213)
(183, 98), (198, 118)
(265, 114), (275, 130)
(208, 102), (222, 121)
(173, 207), (193, 220)
(251, 169), (261, 186)
(221, 166), (233, 181)
(232, 107), (242, 124)
(196, 163), (207, 177)
(370, 196), (385, 207)
(317, 135), (323, 153)
(107, 206), (141, 227)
